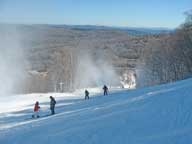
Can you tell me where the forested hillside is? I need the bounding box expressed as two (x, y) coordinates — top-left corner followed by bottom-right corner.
(0, 13), (191, 94)
(138, 12), (192, 87)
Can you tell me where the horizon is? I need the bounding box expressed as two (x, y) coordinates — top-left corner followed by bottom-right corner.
(0, 0), (191, 28)
(0, 23), (175, 30)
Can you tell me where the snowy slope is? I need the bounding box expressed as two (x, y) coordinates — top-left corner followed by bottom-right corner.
(1, 79), (192, 144)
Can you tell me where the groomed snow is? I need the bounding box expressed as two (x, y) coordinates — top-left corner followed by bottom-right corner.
(1, 79), (192, 144)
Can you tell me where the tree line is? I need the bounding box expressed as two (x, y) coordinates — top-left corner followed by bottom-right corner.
(137, 11), (192, 87)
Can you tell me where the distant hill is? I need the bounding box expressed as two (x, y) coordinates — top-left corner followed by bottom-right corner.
(0, 24), (191, 94)
(51, 24), (173, 35)
(0, 23), (173, 35)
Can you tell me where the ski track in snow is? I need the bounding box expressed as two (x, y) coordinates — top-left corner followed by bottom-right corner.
(0, 79), (192, 144)
(0, 86), (179, 130)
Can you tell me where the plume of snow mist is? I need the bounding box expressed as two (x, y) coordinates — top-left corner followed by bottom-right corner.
(74, 52), (120, 89)
(0, 25), (26, 96)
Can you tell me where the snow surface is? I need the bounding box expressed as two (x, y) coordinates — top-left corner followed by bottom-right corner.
(1, 79), (192, 144)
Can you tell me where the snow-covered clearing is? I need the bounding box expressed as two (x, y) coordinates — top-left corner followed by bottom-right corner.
(0, 79), (192, 144)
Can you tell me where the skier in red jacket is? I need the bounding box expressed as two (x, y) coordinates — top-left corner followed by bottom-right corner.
(32, 101), (40, 118)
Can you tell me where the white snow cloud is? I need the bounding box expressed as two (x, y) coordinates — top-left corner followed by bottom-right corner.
(74, 52), (120, 88)
(0, 25), (26, 96)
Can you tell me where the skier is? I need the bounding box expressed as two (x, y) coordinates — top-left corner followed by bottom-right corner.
(50, 96), (56, 115)
(103, 85), (108, 96)
(85, 89), (89, 100)
(32, 101), (40, 118)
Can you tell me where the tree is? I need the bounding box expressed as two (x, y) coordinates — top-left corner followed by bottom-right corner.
(184, 10), (192, 26)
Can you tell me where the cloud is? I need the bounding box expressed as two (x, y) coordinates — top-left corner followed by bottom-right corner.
(0, 25), (26, 96)
(74, 52), (120, 89)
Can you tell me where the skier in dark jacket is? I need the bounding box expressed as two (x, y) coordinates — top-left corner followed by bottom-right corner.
(50, 96), (56, 115)
(103, 85), (108, 96)
(85, 89), (89, 100)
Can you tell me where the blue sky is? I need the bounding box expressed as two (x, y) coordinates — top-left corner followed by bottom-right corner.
(0, 0), (191, 28)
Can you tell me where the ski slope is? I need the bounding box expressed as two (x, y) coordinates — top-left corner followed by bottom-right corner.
(1, 79), (192, 144)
